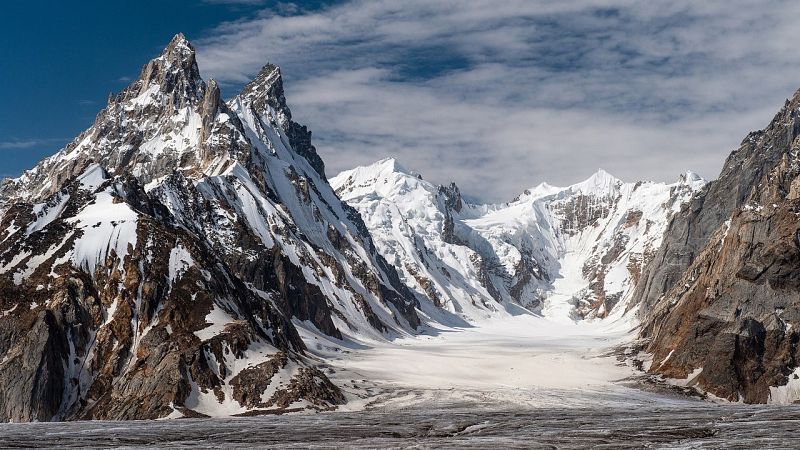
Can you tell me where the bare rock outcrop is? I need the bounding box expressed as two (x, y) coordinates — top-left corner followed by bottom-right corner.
(0, 33), (415, 421)
(636, 88), (800, 402)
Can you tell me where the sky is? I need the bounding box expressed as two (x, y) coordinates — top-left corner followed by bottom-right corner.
(2, 1), (800, 202)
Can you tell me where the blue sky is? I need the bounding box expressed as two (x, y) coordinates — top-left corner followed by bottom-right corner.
(0, 0), (318, 177)
(2, 1), (799, 201)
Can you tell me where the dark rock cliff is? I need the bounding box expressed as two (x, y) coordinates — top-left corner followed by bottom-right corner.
(636, 89), (800, 402)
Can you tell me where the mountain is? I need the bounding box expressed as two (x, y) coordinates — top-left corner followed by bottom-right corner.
(332, 159), (704, 323)
(634, 89), (800, 403)
(0, 34), (418, 420)
(2, 30), (795, 422)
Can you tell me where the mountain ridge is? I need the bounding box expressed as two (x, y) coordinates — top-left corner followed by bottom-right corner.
(633, 85), (800, 403)
(0, 34), (418, 420)
(332, 159), (705, 322)
(3, 31), (800, 423)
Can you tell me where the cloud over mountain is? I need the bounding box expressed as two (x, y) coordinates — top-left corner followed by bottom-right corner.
(194, 0), (800, 201)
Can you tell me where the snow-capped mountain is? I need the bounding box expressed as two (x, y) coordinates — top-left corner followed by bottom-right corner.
(331, 158), (508, 323)
(7, 28), (791, 421)
(332, 159), (705, 323)
(0, 34), (418, 420)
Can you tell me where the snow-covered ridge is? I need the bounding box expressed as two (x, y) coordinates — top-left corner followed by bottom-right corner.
(0, 34), (421, 421)
(1, 33), (419, 340)
(333, 159), (706, 323)
(0, 32), (712, 421)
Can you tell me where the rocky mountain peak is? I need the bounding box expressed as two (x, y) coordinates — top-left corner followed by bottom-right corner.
(437, 182), (463, 213)
(0, 32), (424, 420)
(233, 63), (326, 177)
(239, 63), (284, 109)
(0, 35), (246, 204)
(163, 32), (194, 60)
(117, 33), (205, 108)
(632, 84), (800, 403)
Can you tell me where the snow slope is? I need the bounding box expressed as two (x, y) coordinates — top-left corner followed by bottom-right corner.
(0, 32), (715, 421)
(0, 34), (416, 420)
(331, 158), (505, 324)
(333, 160), (705, 324)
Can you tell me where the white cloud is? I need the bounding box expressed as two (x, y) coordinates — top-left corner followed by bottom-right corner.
(0, 138), (64, 150)
(196, 0), (800, 201)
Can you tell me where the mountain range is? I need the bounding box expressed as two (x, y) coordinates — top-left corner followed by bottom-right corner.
(1, 34), (799, 420)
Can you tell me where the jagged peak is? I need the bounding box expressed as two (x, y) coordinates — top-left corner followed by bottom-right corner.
(787, 86), (800, 109)
(162, 33), (195, 61)
(237, 63), (287, 114)
(231, 62), (327, 178)
(241, 64), (282, 95)
(112, 33), (205, 107)
(437, 181), (463, 212)
(148, 33), (200, 79)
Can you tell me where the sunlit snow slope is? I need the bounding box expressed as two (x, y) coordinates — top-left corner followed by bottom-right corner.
(0, 34), (417, 421)
(332, 159), (705, 323)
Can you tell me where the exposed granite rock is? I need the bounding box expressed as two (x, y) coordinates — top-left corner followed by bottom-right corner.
(238, 64), (326, 178)
(637, 88), (800, 402)
(0, 173), (319, 420)
(0, 33), (419, 421)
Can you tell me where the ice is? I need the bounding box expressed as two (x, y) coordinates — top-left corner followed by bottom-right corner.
(301, 310), (642, 413)
(769, 367), (800, 404)
(68, 187), (138, 275)
(194, 304), (235, 341)
(0, 403), (797, 448)
(168, 243), (195, 285)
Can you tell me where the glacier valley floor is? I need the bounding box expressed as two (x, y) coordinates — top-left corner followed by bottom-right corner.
(310, 258), (652, 412)
(3, 307), (800, 448)
(317, 313), (643, 412)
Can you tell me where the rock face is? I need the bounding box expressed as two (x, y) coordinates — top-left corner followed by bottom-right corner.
(332, 160), (703, 322)
(6, 29), (795, 420)
(0, 34), (417, 421)
(635, 89), (800, 403)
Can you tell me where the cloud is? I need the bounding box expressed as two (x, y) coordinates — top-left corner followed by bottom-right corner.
(195, 0), (800, 202)
(0, 139), (64, 150)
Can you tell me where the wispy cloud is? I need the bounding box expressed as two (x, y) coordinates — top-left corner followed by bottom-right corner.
(0, 138), (65, 150)
(196, 0), (800, 201)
